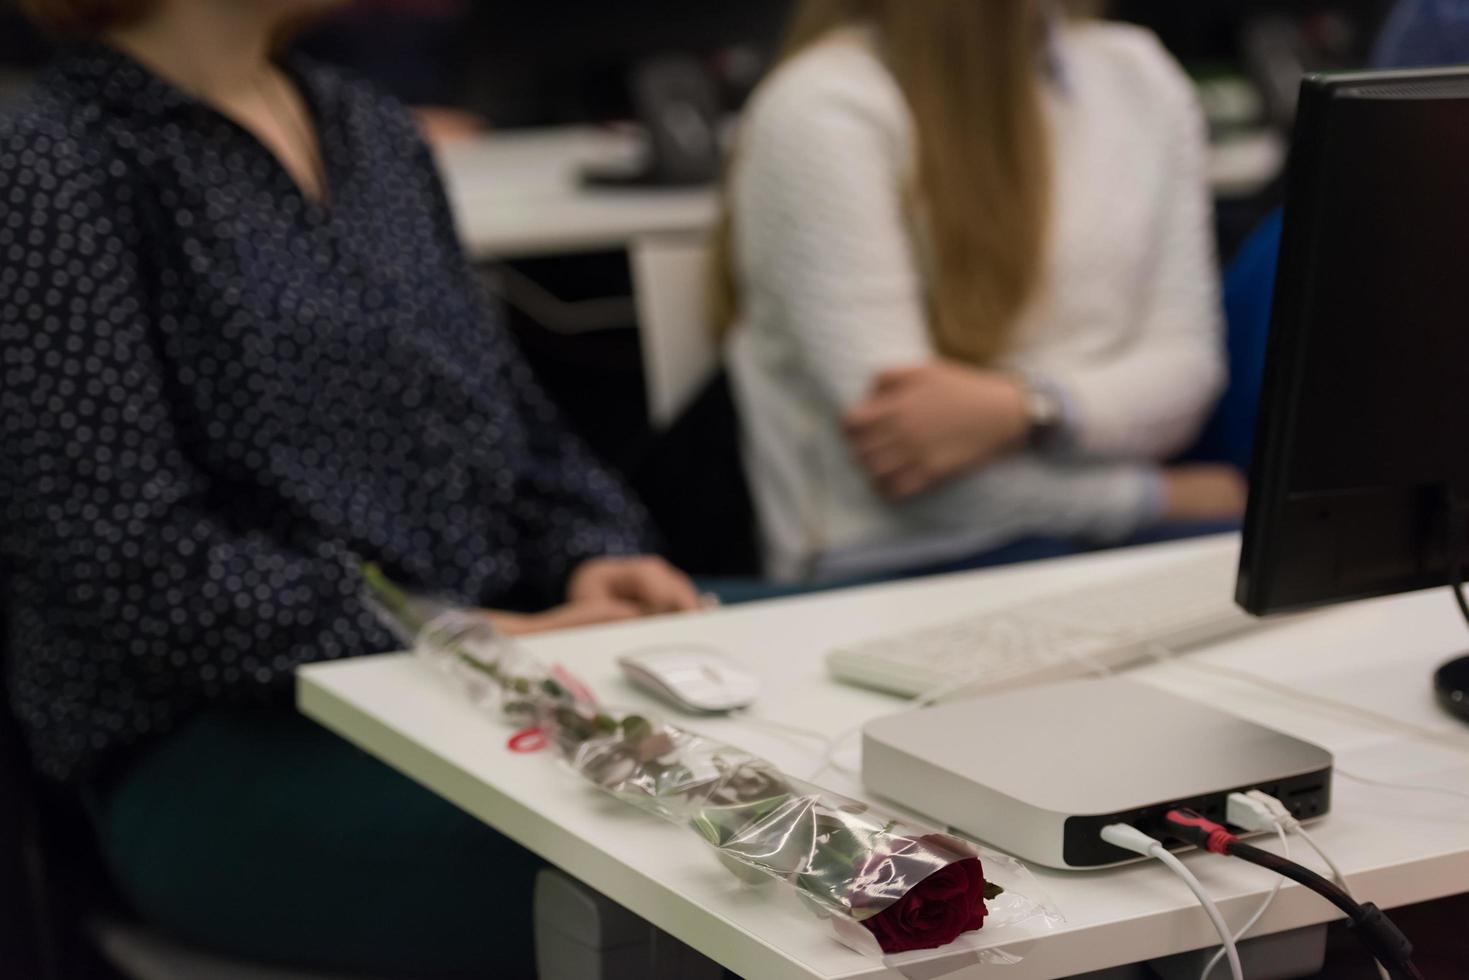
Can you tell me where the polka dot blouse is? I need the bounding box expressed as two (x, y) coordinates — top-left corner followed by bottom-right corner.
(0, 45), (652, 782)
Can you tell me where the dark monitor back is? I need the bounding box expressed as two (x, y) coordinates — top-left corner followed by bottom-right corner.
(1238, 67), (1469, 615)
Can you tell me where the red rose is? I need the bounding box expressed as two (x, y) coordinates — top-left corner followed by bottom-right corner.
(860, 857), (988, 954)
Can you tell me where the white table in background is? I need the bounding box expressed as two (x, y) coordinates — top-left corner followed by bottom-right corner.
(433, 127), (718, 261)
(433, 127), (719, 426)
(434, 126), (1287, 428)
(298, 535), (1469, 980)
(433, 126), (1286, 261)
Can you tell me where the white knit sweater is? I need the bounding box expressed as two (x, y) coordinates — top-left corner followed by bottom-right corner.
(725, 22), (1226, 581)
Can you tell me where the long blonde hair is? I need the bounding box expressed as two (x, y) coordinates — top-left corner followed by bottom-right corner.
(713, 0), (1061, 367)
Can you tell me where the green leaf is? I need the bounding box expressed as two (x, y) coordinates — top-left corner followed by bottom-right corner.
(362, 563), (422, 633)
(621, 716), (653, 743)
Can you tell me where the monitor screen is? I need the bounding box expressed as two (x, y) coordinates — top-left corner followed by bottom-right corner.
(1238, 67), (1469, 614)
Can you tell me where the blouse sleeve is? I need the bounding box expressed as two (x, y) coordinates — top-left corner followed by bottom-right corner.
(495, 327), (654, 596)
(731, 45), (937, 412)
(1041, 40), (1227, 460)
(0, 146), (398, 707)
(414, 137), (654, 601)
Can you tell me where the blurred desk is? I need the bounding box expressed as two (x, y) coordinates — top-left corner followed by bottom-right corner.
(434, 127), (719, 261)
(299, 535), (1469, 979)
(436, 126), (1286, 427)
(1208, 129), (1287, 200)
(434, 125), (1285, 261)
(435, 128), (720, 426)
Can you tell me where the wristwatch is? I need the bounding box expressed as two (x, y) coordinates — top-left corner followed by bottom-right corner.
(1021, 377), (1065, 451)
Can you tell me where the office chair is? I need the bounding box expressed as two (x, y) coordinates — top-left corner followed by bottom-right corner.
(1, 586), (385, 980)
(1181, 209), (1284, 472)
(0, 595), (54, 978)
(0, 582), (134, 979)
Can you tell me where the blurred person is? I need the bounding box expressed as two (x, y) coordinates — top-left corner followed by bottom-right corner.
(297, 0), (488, 144)
(1206, 0), (1469, 475)
(1372, 0), (1469, 67)
(0, 0), (701, 974)
(714, 0), (1245, 582)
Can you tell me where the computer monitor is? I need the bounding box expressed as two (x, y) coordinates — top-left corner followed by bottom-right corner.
(1239, 64), (1469, 616)
(1237, 65), (1469, 718)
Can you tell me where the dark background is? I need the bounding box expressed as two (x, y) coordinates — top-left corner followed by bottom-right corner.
(1, 1), (1401, 121)
(0, 0), (1405, 576)
(0, 0), (1409, 577)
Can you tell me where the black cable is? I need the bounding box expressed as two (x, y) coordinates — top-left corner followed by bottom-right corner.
(1165, 813), (1424, 980)
(1228, 842), (1421, 980)
(1226, 841), (1354, 914)
(1446, 491), (1469, 629)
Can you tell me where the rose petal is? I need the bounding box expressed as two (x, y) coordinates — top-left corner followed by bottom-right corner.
(860, 857), (990, 954)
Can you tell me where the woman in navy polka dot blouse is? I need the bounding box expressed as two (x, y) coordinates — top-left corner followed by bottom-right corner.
(1, 0), (701, 973)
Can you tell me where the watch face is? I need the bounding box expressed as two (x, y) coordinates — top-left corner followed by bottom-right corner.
(1028, 388), (1061, 432)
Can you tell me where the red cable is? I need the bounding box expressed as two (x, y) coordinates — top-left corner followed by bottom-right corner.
(1164, 809), (1238, 855)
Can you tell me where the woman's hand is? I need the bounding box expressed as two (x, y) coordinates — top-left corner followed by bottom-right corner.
(1160, 464), (1249, 522)
(566, 555), (703, 615)
(482, 556), (701, 637)
(844, 362), (1030, 501)
(484, 598), (645, 637)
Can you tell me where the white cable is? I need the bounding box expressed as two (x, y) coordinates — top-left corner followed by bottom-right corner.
(1239, 791), (1392, 980)
(834, 668), (1035, 778)
(1149, 650), (1469, 760)
(808, 722), (863, 782)
(913, 675), (989, 707)
(728, 710), (863, 784)
(733, 712), (831, 748)
(1292, 826), (1356, 898)
(1197, 821), (1289, 980)
(611, 640), (854, 779)
(1238, 790), (1356, 898)
(1101, 824), (1244, 980)
(613, 643), (837, 757)
(1293, 823), (1390, 980)
(1336, 767), (1469, 803)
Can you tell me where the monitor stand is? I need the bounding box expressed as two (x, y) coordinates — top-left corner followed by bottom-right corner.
(1435, 654), (1469, 724)
(1440, 499), (1469, 725)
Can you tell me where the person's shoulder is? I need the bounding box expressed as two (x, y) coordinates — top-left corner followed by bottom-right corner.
(1066, 20), (1197, 111)
(2, 66), (86, 143)
(743, 28), (909, 143)
(289, 55), (425, 150)
(0, 73), (134, 197)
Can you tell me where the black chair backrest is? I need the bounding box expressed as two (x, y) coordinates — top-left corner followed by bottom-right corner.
(0, 586), (132, 980)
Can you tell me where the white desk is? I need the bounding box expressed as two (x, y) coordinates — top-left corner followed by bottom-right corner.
(434, 127), (719, 261)
(434, 126), (1285, 262)
(297, 536), (1469, 979)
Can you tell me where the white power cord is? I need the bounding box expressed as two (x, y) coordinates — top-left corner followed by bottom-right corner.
(1233, 791), (1391, 980)
(806, 722), (863, 782)
(750, 663), (1035, 782)
(1237, 790), (1355, 897)
(732, 712), (832, 749)
(1336, 767), (1469, 804)
(1151, 652), (1469, 760)
(1184, 793), (1293, 980)
(1101, 824), (1244, 980)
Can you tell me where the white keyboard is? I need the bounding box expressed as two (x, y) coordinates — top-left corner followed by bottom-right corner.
(827, 551), (1259, 700)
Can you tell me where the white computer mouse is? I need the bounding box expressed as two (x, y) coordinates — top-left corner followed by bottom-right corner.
(617, 646), (759, 714)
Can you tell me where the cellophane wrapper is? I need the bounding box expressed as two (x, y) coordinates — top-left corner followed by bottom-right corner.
(369, 589), (1059, 966)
